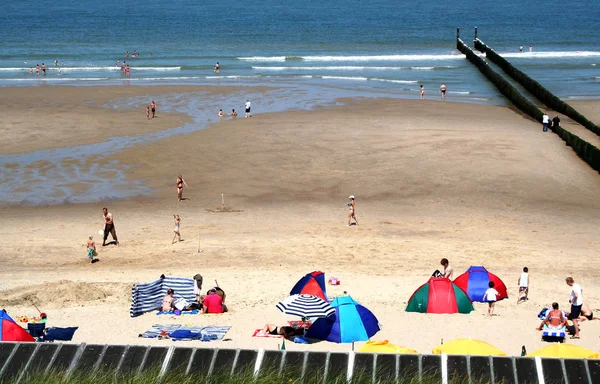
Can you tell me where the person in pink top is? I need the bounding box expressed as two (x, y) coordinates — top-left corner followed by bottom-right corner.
(201, 288), (228, 314)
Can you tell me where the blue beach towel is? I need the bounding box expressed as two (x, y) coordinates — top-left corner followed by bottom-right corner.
(156, 309), (200, 315)
(140, 324), (231, 341)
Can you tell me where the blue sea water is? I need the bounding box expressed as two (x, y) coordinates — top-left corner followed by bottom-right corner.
(1, 0), (599, 100)
(1, 0), (599, 204)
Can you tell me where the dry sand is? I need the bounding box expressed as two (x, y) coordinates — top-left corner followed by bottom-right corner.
(1, 86), (600, 356)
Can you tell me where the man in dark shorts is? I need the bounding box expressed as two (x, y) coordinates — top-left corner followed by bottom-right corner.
(566, 277), (583, 339)
(151, 100), (156, 118)
(102, 207), (119, 246)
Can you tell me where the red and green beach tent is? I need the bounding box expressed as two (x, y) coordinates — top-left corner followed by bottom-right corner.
(290, 271), (328, 301)
(0, 309), (35, 342)
(406, 277), (474, 314)
(453, 266), (508, 303)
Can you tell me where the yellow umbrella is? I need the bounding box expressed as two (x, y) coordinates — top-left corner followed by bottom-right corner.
(432, 338), (507, 356)
(528, 344), (600, 359)
(359, 340), (418, 354)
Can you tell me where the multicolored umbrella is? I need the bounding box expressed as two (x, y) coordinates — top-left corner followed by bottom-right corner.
(432, 338), (506, 356)
(359, 340), (417, 354)
(453, 266), (508, 302)
(290, 271), (328, 301)
(306, 295), (380, 343)
(276, 294), (335, 318)
(0, 309), (35, 342)
(527, 344), (600, 359)
(406, 277), (474, 314)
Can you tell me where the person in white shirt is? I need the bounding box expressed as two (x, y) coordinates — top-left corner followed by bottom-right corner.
(483, 281), (499, 316)
(566, 277), (583, 339)
(245, 99), (251, 118)
(542, 112), (549, 132)
(440, 258), (453, 279)
(517, 267), (530, 304)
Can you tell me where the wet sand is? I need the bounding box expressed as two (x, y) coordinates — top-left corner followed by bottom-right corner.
(1, 86), (600, 355)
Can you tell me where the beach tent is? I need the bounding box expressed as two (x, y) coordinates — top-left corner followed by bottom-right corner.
(130, 276), (196, 317)
(306, 295), (380, 343)
(290, 271), (328, 301)
(406, 277), (474, 314)
(453, 266), (508, 302)
(0, 309), (35, 342)
(432, 338), (506, 356)
(359, 340), (417, 354)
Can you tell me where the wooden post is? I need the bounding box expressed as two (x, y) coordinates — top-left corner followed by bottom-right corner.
(474, 26), (478, 40)
(221, 194), (225, 209)
(197, 234), (201, 253)
(456, 27), (460, 40)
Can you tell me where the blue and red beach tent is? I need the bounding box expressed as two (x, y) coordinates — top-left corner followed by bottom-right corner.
(290, 271), (328, 301)
(0, 309), (35, 342)
(453, 266), (508, 303)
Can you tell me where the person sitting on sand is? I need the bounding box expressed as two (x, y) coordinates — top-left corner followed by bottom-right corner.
(262, 324), (305, 340)
(162, 289), (175, 312)
(86, 236), (96, 264)
(536, 302), (567, 331)
(440, 258), (453, 279)
(201, 288), (228, 314)
(230, 109), (237, 117)
(565, 302), (599, 323)
(218, 109), (225, 119)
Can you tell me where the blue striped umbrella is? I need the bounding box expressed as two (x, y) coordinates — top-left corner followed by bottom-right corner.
(276, 294), (335, 318)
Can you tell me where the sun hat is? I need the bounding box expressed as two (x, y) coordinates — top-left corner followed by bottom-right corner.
(349, 195), (355, 199)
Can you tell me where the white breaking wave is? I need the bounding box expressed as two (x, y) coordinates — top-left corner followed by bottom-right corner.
(369, 78), (419, 84)
(251, 65), (454, 71)
(239, 56), (287, 62)
(3, 77), (109, 81)
(0, 66), (181, 71)
(321, 76), (369, 81)
(205, 75), (261, 79)
(500, 51), (600, 58)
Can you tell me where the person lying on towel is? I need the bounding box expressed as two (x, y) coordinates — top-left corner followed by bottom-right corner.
(262, 324), (305, 340)
(201, 288), (228, 314)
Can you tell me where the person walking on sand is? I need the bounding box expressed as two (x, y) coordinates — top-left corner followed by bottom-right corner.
(245, 99), (251, 118)
(151, 100), (156, 118)
(420, 85), (425, 99)
(440, 83), (447, 100)
(146, 106), (150, 120)
(176, 174), (188, 201)
(172, 215), (182, 244)
(542, 112), (549, 132)
(483, 281), (499, 316)
(347, 195), (358, 226)
(102, 207), (119, 246)
(517, 267), (530, 303)
(566, 277), (583, 339)
(86, 236), (96, 264)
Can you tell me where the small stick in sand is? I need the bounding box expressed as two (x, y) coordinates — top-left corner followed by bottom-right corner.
(221, 194), (225, 209)
(197, 234), (201, 253)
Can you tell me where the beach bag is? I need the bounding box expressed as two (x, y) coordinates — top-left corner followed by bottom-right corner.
(174, 298), (189, 311)
(537, 308), (549, 320)
(432, 270), (443, 278)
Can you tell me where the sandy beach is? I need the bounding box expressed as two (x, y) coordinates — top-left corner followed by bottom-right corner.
(1, 86), (600, 356)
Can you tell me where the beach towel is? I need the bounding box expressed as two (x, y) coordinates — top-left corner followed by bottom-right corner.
(542, 325), (566, 338)
(253, 329), (283, 338)
(140, 324), (231, 341)
(130, 276), (196, 317)
(156, 309), (200, 315)
(40, 327), (78, 342)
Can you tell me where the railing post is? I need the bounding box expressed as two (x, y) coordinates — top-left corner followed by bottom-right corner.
(474, 26), (478, 40)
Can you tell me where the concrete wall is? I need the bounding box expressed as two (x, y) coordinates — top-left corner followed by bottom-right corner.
(1, 342), (598, 383)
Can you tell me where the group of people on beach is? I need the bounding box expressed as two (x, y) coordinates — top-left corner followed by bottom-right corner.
(541, 112), (561, 132)
(216, 99), (251, 119)
(145, 101), (157, 119)
(28, 62), (64, 76)
(161, 277), (228, 315)
(418, 83), (447, 100)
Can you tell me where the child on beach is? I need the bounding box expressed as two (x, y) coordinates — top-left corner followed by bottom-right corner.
(172, 215), (182, 244)
(86, 236), (96, 264)
(146, 106), (150, 120)
(517, 267), (529, 303)
(483, 281), (499, 316)
(420, 85), (425, 99)
(218, 109), (225, 119)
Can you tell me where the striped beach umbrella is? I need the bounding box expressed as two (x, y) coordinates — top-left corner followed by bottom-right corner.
(276, 294), (335, 318)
